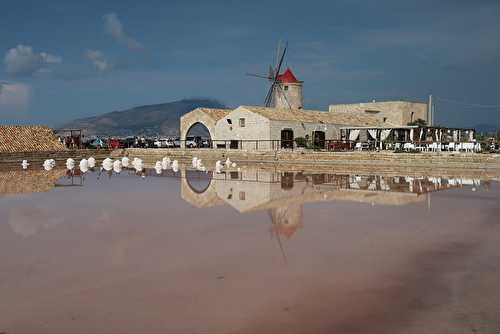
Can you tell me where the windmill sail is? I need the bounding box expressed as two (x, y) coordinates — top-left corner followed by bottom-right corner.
(246, 40), (292, 108)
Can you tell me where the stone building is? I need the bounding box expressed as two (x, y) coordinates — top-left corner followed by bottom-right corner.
(328, 100), (428, 127)
(179, 108), (231, 148)
(178, 68), (426, 150)
(211, 106), (384, 150)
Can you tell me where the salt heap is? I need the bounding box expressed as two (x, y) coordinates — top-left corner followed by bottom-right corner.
(113, 160), (122, 173)
(66, 158), (75, 170)
(102, 158), (113, 171)
(79, 159), (89, 173)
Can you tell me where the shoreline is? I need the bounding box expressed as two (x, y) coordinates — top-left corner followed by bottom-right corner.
(1, 148), (500, 179)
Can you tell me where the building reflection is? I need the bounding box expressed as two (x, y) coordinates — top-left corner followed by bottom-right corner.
(1, 167), (488, 241)
(181, 168), (486, 240)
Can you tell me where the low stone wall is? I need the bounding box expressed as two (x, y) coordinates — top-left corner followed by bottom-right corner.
(0, 149), (113, 169)
(113, 148), (500, 179)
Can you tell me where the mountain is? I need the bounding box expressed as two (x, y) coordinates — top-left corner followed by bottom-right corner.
(474, 123), (500, 134)
(61, 98), (227, 136)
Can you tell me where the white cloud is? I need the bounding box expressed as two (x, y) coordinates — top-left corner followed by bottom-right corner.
(85, 49), (112, 72)
(3, 45), (62, 76)
(40, 52), (62, 64)
(0, 81), (31, 114)
(103, 13), (143, 50)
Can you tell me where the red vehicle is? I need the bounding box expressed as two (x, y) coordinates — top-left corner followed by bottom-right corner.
(108, 138), (123, 149)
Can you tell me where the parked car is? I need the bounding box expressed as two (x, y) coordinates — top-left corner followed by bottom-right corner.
(173, 137), (181, 147)
(122, 137), (136, 148)
(86, 138), (106, 149)
(136, 137), (155, 148)
(154, 138), (168, 148)
(165, 139), (175, 148)
(186, 136), (197, 148)
(201, 138), (211, 148)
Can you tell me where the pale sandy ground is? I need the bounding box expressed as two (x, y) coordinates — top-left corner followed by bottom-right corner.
(0, 171), (499, 333)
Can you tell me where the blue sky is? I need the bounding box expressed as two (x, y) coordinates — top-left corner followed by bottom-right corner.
(1, 0), (500, 127)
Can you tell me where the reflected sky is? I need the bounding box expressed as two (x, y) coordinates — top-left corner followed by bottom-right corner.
(0, 167), (499, 333)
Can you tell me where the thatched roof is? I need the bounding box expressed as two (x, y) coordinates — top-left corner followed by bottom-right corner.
(0, 126), (66, 153)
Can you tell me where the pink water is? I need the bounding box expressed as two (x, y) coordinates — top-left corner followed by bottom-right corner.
(1, 169), (499, 333)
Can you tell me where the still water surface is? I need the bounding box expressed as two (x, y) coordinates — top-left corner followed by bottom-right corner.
(1, 167), (500, 333)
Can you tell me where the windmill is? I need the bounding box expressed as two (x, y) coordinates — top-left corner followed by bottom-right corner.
(247, 41), (292, 108)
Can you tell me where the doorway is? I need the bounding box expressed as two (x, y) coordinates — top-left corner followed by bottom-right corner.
(313, 131), (325, 149)
(230, 140), (239, 149)
(281, 129), (294, 149)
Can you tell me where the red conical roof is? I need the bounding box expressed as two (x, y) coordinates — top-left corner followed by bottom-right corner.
(276, 67), (299, 83)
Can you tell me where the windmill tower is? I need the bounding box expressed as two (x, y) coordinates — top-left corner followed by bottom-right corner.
(272, 67), (303, 109)
(247, 42), (304, 110)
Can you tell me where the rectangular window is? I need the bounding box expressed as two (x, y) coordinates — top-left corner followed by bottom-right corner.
(239, 191), (246, 200)
(239, 118), (245, 127)
(284, 85), (289, 91)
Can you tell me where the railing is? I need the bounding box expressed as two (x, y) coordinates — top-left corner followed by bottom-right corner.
(81, 138), (492, 153)
(151, 139), (359, 152)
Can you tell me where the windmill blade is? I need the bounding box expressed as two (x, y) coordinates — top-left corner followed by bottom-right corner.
(268, 65), (275, 81)
(264, 82), (276, 107)
(275, 229), (288, 264)
(246, 73), (272, 80)
(275, 40), (282, 68)
(273, 41), (288, 82)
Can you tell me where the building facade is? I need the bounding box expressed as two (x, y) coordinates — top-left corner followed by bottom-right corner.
(211, 106), (384, 150)
(328, 101), (428, 127)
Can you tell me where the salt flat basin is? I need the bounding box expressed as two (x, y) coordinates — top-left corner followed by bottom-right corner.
(0, 167), (499, 334)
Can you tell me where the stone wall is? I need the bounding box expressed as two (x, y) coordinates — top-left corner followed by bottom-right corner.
(214, 108), (343, 150)
(115, 148), (500, 179)
(180, 109), (218, 148)
(329, 101), (428, 126)
(268, 120), (340, 141)
(214, 108), (271, 149)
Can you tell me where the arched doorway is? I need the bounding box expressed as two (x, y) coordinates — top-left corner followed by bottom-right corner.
(185, 170), (213, 193)
(281, 129), (294, 149)
(184, 122), (212, 148)
(180, 169), (223, 209)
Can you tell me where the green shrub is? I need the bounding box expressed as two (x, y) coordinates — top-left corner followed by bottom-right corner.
(295, 137), (307, 148)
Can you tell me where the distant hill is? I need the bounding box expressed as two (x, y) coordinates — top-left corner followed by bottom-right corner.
(60, 98), (227, 136)
(474, 123), (500, 134)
